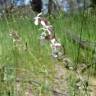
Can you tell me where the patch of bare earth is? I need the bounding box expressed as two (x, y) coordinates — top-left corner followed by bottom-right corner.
(15, 62), (96, 96)
(53, 64), (69, 96)
(89, 77), (96, 96)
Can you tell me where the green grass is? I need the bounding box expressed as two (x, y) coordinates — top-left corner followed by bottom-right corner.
(0, 15), (55, 96)
(52, 13), (96, 73)
(0, 11), (96, 96)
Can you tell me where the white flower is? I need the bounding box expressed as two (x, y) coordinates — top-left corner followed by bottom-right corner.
(51, 44), (58, 58)
(50, 38), (56, 44)
(39, 27), (52, 36)
(54, 42), (61, 48)
(50, 39), (62, 58)
(46, 26), (53, 35)
(34, 13), (64, 58)
(41, 20), (47, 27)
(51, 38), (61, 46)
(37, 12), (42, 17)
(40, 32), (47, 45)
(40, 32), (46, 39)
(34, 18), (39, 25)
(34, 12), (42, 25)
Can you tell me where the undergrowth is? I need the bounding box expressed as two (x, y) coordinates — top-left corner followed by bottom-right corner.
(0, 10), (96, 96)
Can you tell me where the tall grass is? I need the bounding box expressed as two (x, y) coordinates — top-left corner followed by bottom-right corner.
(0, 13), (55, 96)
(53, 12), (96, 74)
(0, 9), (96, 96)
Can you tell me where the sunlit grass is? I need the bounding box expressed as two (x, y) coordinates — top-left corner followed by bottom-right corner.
(0, 15), (55, 96)
(0, 11), (96, 96)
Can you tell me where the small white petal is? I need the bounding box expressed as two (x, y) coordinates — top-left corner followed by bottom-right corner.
(51, 38), (56, 44)
(41, 21), (46, 27)
(52, 54), (58, 58)
(47, 29), (51, 35)
(34, 20), (39, 25)
(54, 42), (61, 47)
(37, 12), (42, 17)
